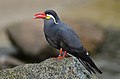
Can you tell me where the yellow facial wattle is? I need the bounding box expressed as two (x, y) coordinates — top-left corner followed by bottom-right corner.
(46, 16), (51, 19)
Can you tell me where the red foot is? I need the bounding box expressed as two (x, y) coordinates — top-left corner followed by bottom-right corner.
(57, 55), (63, 59)
(62, 51), (67, 58)
(57, 48), (67, 59)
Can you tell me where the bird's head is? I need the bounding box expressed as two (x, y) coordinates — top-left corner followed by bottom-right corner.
(33, 10), (60, 24)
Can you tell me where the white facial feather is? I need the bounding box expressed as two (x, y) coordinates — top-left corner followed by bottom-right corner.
(46, 14), (59, 24)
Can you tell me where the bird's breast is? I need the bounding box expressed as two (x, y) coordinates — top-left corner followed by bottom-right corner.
(44, 25), (59, 41)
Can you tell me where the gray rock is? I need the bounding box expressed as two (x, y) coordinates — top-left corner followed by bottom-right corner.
(0, 57), (97, 79)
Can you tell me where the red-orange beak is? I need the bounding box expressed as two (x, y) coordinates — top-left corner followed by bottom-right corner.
(33, 12), (46, 19)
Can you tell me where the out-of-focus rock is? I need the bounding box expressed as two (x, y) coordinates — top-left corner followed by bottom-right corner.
(63, 18), (105, 52)
(0, 28), (18, 69)
(6, 20), (59, 62)
(94, 29), (120, 79)
(0, 56), (25, 69)
(6, 20), (54, 55)
(0, 57), (97, 79)
(0, 30), (16, 55)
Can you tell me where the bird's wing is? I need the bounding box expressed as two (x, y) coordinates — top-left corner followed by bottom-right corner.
(45, 34), (59, 49)
(56, 26), (102, 74)
(57, 27), (83, 51)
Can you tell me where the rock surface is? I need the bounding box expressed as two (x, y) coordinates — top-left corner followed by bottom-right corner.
(0, 57), (97, 79)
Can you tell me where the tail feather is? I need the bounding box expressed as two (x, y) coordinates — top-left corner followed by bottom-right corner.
(78, 58), (96, 74)
(85, 57), (102, 74)
(83, 60), (96, 74)
(77, 52), (102, 74)
(78, 58), (92, 74)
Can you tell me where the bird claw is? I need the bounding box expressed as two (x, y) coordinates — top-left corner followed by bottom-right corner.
(62, 51), (67, 58)
(57, 48), (67, 59)
(57, 55), (63, 59)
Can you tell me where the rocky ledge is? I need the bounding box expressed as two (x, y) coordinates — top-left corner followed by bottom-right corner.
(0, 57), (97, 79)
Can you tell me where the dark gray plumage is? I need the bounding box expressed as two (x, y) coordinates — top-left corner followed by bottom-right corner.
(34, 10), (102, 74)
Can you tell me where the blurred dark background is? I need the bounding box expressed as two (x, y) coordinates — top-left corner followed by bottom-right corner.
(0, 0), (120, 79)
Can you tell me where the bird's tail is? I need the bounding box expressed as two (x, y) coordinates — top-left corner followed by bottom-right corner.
(77, 52), (102, 74)
(78, 58), (102, 74)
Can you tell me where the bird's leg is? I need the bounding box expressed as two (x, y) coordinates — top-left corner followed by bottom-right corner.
(57, 48), (63, 59)
(62, 51), (67, 58)
(58, 49), (68, 59)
